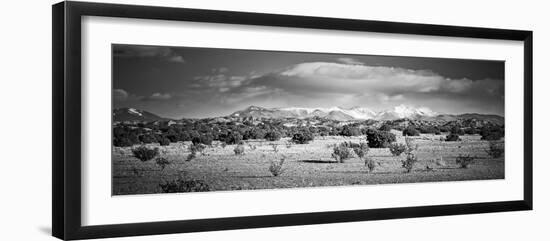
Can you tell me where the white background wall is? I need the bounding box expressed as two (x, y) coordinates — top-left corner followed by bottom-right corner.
(0, 0), (546, 240)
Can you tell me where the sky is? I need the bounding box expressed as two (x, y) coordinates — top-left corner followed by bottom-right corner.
(113, 44), (505, 119)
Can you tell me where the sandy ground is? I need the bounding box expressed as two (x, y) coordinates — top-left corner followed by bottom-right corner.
(112, 132), (504, 195)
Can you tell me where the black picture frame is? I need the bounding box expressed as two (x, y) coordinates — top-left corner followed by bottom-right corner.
(52, 1), (533, 240)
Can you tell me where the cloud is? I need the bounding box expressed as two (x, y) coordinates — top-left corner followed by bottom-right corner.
(113, 89), (128, 101)
(255, 62), (499, 97)
(231, 61), (504, 114)
(193, 74), (251, 93)
(142, 92), (172, 101)
(113, 45), (185, 63)
(337, 57), (364, 65)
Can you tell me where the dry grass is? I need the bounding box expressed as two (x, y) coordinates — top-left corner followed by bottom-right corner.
(112, 131), (504, 195)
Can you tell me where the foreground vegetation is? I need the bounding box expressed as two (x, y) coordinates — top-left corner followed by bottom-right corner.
(113, 130), (504, 195)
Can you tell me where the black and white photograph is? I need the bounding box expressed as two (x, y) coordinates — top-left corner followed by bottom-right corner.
(112, 44), (505, 195)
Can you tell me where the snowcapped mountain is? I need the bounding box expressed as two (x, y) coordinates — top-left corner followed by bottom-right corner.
(375, 105), (437, 120)
(230, 105), (438, 121)
(113, 107), (165, 122)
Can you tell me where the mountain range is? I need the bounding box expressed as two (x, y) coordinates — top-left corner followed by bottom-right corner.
(113, 105), (504, 125)
(231, 105), (440, 121)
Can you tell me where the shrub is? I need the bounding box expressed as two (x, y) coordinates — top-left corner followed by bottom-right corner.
(486, 141), (504, 158)
(186, 143), (205, 161)
(332, 142), (352, 163)
(248, 143), (257, 151)
(158, 136), (170, 146)
(388, 143), (407, 156)
(340, 125), (361, 137)
(366, 129), (396, 148)
(480, 126), (504, 140)
(192, 134), (213, 145)
(464, 127), (477, 135)
(139, 134), (157, 144)
(270, 143), (279, 153)
(189, 143), (206, 155)
(445, 133), (461, 142)
(234, 144), (245, 155)
(450, 126), (465, 135)
(378, 124), (392, 132)
(352, 143), (374, 172)
(291, 131), (314, 144)
(364, 156), (375, 173)
(269, 158), (285, 177)
(401, 138), (418, 173)
(418, 126), (441, 135)
(402, 126), (420, 136)
(221, 142), (227, 149)
(264, 130), (282, 141)
(456, 154), (475, 168)
(159, 178), (210, 193)
(131, 146), (159, 162)
(114, 137), (135, 147)
(224, 132), (243, 145)
(352, 142), (369, 159)
(155, 157), (170, 170)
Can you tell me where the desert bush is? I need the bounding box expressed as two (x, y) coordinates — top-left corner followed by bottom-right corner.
(189, 143), (206, 155)
(378, 124), (392, 132)
(366, 129), (396, 148)
(234, 144), (245, 155)
(270, 143), (279, 153)
(340, 125), (361, 137)
(264, 130), (282, 141)
(332, 142), (353, 163)
(450, 126), (465, 135)
(139, 134), (157, 144)
(352, 143), (374, 172)
(464, 127), (477, 135)
(402, 126), (420, 136)
(291, 131), (314, 144)
(418, 125), (441, 135)
(224, 132), (243, 145)
(158, 136), (170, 146)
(159, 178), (210, 193)
(352, 142), (369, 159)
(480, 126), (504, 140)
(191, 134), (213, 145)
(114, 137), (135, 147)
(456, 154), (475, 168)
(445, 133), (461, 142)
(269, 157), (285, 177)
(155, 157), (170, 170)
(131, 146), (159, 162)
(186, 143), (206, 161)
(364, 156), (376, 173)
(401, 138), (418, 173)
(388, 143), (407, 156)
(486, 141), (504, 158)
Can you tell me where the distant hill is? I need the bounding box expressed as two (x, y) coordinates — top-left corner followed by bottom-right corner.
(112, 105), (504, 126)
(113, 107), (166, 122)
(230, 104), (503, 122)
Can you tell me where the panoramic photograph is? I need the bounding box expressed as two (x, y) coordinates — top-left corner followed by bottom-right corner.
(111, 44), (505, 195)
